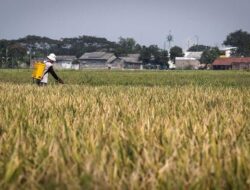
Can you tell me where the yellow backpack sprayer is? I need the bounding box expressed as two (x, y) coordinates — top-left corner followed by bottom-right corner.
(32, 61), (45, 82)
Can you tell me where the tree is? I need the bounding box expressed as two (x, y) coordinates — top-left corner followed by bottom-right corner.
(139, 46), (151, 64)
(8, 44), (27, 58)
(0, 40), (9, 68)
(188, 45), (210, 52)
(115, 37), (137, 56)
(140, 45), (159, 64)
(139, 45), (169, 67)
(170, 46), (184, 62)
(223, 30), (250, 56)
(134, 44), (142, 53)
(158, 50), (169, 68)
(200, 47), (220, 66)
(8, 43), (27, 68)
(148, 45), (160, 63)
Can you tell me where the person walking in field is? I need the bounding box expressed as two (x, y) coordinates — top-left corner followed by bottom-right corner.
(38, 53), (64, 85)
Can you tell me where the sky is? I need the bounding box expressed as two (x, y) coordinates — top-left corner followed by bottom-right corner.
(0, 0), (249, 50)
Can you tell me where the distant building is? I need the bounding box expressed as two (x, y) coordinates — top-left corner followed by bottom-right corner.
(109, 58), (124, 69)
(184, 51), (203, 59)
(120, 54), (143, 69)
(175, 58), (200, 70)
(175, 51), (203, 70)
(219, 47), (237, 58)
(53, 55), (78, 70)
(78, 52), (117, 69)
(213, 57), (250, 70)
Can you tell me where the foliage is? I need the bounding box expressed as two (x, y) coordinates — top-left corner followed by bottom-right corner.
(139, 45), (168, 66)
(170, 46), (184, 62)
(0, 40), (9, 68)
(8, 44), (27, 58)
(157, 50), (169, 67)
(200, 47), (220, 65)
(17, 35), (58, 44)
(1, 35), (117, 59)
(114, 37), (140, 56)
(188, 44), (211, 52)
(139, 46), (151, 63)
(0, 70), (250, 189)
(0, 40), (8, 56)
(223, 30), (250, 56)
(4, 44), (28, 68)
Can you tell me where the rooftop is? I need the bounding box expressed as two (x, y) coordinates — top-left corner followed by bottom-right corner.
(79, 52), (117, 63)
(120, 54), (142, 64)
(185, 51), (203, 59)
(79, 52), (114, 59)
(56, 55), (76, 61)
(213, 57), (250, 65)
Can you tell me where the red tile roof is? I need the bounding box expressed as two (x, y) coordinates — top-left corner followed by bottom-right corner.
(213, 57), (250, 65)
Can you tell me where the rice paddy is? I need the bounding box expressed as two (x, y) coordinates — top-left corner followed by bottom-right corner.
(0, 69), (249, 189)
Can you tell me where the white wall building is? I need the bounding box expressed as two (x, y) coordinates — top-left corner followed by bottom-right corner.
(53, 56), (78, 70)
(175, 51), (203, 70)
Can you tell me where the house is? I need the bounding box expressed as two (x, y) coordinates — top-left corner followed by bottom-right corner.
(219, 47), (237, 58)
(78, 52), (117, 69)
(53, 55), (78, 70)
(175, 51), (203, 70)
(120, 54), (143, 69)
(175, 57), (201, 70)
(108, 58), (124, 69)
(213, 57), (250, 70)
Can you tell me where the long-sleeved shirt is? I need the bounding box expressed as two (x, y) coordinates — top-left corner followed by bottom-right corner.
(40, 61), (60, 84)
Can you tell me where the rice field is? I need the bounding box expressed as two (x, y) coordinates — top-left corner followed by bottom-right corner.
(0, 70), (250, 190)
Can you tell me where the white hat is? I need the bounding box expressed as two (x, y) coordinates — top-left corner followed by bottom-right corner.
(47, 53), (56, 62)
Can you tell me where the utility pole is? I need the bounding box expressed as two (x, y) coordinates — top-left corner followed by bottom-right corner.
(167, 30), (173, 50)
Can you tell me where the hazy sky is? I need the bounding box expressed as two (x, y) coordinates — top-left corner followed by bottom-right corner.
(0, 0), (249, 50)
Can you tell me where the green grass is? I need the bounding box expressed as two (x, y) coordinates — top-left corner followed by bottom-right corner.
(0, 69), (250, 87)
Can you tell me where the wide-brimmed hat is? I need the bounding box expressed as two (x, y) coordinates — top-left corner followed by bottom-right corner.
(47, 53), (56, 62)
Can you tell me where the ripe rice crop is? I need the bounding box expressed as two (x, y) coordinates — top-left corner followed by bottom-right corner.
(0, 70), (250, 189)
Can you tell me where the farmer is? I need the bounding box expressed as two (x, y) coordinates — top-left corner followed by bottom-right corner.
(38, 53), (64, 85)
